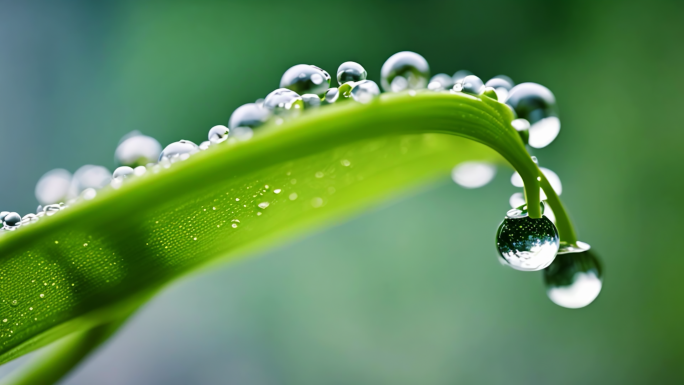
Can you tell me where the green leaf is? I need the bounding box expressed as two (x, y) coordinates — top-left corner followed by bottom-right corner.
(0, 91), (518, 379)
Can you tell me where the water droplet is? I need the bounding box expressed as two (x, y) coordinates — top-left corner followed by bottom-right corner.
(340, 159), (351, 167)
(35, 169), (71, 205)
(380, 51), (430, 92)
(199, 141), (211, 150)
(229, 103), (272, 131)
(337, 61), (367, 85)
(273, 189), (281, 194)
(158, 140), (199, 163)
(2, 212), (22, 230)
(115, 133), (162, 168)
(485, 75), (514, 102)
(208, 125), (230, 144)
(280, 64), (330, 96)
(427, 73), (454, 91)
(81, 188), (97, 200)
(506, 83), (560, 148)
(21, 214), (39, 226)
(257, 202), (270, 209)
(231, 223), (238, 228)
(113, 166), (134, 180)
(69, 165), (111, 198)
(315, 171), (324, 178)
(506, 201), (546, 219)
(134, 166), (147, 176)
(264, 88), (304, 115)
(452, 70), (472, 82)
(10, 300), (18, 307)
(289, 193), (298, 200)
(39, 294), (45, 299)
(461, 75), (485, 96)
(496, 213), (559, 271)
(323, 87), (339, 104)
(301, 94), (321, 108)
(544, 242), (602, 309)
(311, 197), (323, 208)
(451, 162), (496, 188)
(256, 212), (262, 216)
(351, 80), (380, 104)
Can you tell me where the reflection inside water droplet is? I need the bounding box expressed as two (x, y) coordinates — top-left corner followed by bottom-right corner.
(380, 51), (429, 92)
(544, 242), (602, 309)
(496, 214), (559, 271)
(257, 202), (270, 209)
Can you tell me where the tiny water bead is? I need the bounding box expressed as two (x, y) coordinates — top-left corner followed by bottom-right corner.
(35, 169), (71, 205)
(264, 88), (304, 115)
(280, 64), (330, 96)
(485, 76), (514, 102)
(506, 83), (560, 148)
(351, 80), (380, 104)
(159, 140), (199, 163)
(451, 162), (496, 188)
(380, 51), (430, 92)
(113, 166), (134, 180)
(208, 125), (230, 144)
(427, 73), (454, 91)
(496, 207), (560, 271)
(2, 212), (22, 230)
(301, 94), (321, 108)
(21, 213), (39, 226)
(336, 61), (366, 85)
(228, 103), (272, 130)
(461, 75), (485, 96)
(544, 242), (602, 309)
(115, 133), (162, 168)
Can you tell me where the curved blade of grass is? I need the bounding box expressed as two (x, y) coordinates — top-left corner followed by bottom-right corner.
(0, 91), (529, 372)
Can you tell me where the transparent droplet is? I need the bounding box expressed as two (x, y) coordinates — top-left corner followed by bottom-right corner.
(451, 162), (496, 188)
(544, 242), (602, 309)
(2, 212), (22, 230)
(208, 125), (230, 144)
(280, 65), (330, 96)
(496, 213), (559, 272)
(158, 140), (199, 163)
(257, 202), (270, 209)
(81, 188), (97, 200)
(44, 204), (62, 216)
(336, 61), (367, 85)
(506, 83), (560, 148)
(380, 51), (430, 92)
(301, 94), (321, 108)
(461, 75), (485, 96)
(35, 169), (71, 206)
(452, 70), (472, 83)
(323, 87), (339, 104)
(21, 213), (39, 226)
(264, 88), (304, 115)
(427, 73), (455, 91)
(113, 166), (134, 180)
(485, 75), (514, 102)
(351, 80), (380, 104)
(199, 141), (211, 150)
(228, 103), (272, 130)
(115, 133), (162, 168)
(9, 300), (18, 307)
(69, 165), (111, 199)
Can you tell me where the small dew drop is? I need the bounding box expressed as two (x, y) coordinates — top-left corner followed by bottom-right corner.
(39, 294), (45, 299)
(10, 300), (18, 307)
(289, 193), (298, 200)
(258, 202), (270, 209)
(232, 223), (238, 228)
(315, 172), (324, 178)
(83, 243), (88, 247)
(341, 159), (351, 167)
(256, 212), (262, 216)
(236, 198), (240, 201)
(274, 189), (282, 194)
(311, 197), (324, 208)
(291, 179), (297, 185)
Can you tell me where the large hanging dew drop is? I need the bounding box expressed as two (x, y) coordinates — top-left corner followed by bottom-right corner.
(208, 125), (230, 144)
(115, 133), (162, 168)
(263, 88), (304, 115)
(35, 169), (71, 205)
(2, 212), (22, 230)
(280, 64), (330, 96)
(336, 61), (367, 85)
(228, 103), (272, 130)
(351, 80), (380, 104)
(506, 83), (560, 148)
(158, 140), (199, 163)
(544, 242), (602, 309)
(496, 207), (560, 271)
(461, 75), (485, 96)
(485, 75), (514, 102)
(68, 165), (111, 199)
(427, 73), (454, 91)
(380, 51), (430, 92)
(451, 162), (496, 188)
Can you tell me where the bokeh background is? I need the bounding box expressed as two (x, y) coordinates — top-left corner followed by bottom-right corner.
(1, 0), (683, 383)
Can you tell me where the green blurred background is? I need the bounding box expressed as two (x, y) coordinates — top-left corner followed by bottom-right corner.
(1, 0), (683, 383)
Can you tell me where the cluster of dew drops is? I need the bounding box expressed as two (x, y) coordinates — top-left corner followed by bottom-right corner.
(0, 51), (600, 309)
